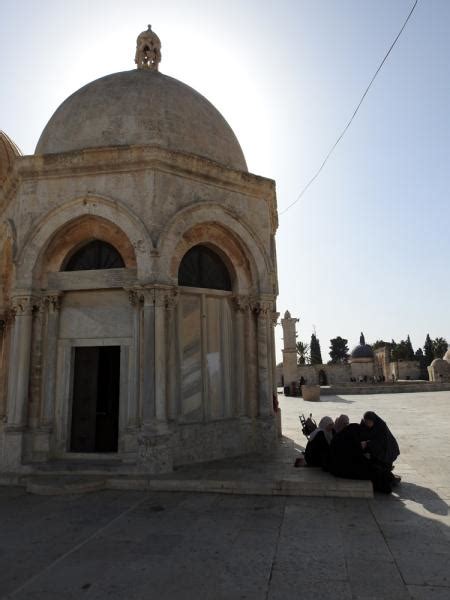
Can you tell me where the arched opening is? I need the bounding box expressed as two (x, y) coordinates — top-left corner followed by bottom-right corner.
(63, 240), (125, 271)
(178, 245), (232, 291)
(318, 369), (328, 386)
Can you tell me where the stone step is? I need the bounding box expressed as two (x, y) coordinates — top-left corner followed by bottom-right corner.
(15, 472), (373, 498)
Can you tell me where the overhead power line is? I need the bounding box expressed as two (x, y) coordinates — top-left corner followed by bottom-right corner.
(279, 0), (419, 217)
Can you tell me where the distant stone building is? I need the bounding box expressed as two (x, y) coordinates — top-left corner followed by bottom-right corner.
(428, 350), (450, 382)
(280, 311), (422, 390)
(0, 27), (279, 474)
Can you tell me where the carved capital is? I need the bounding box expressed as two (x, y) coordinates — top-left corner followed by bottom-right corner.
(43, 292), (62, 314)
(232, 295), (250, 313)
(127, 286), (178, 310)
(251, 298), (274, 318)
(271, 311), (280, 326)
(165, 289), (179, 311)
(127, 288), (143, 307)
(11, 295), (39, 317)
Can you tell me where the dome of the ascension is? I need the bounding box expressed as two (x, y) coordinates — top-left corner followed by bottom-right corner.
(35, 26), (247, 172)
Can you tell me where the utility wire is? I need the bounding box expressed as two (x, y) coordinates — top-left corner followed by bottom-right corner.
(279, 0), (419, 216)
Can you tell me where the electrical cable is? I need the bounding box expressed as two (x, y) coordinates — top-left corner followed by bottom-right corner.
(279, 0), (419, 216)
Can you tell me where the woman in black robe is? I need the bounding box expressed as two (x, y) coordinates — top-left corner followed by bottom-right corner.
(360, 411), (400, 484)
(329, 423), (392, 493)
(304, 416), (334, 468)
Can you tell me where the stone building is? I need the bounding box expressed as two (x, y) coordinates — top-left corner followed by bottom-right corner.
(0, 27), (279, 474)
(428, 350), (450, 382)
(348, 333), (375, 380)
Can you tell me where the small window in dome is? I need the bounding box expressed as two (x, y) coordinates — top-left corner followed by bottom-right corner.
(178, 245), (232, 291)
(63, 240), (125, 271)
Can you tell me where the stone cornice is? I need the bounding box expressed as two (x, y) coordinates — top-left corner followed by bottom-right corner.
(2, 145), (277, 226)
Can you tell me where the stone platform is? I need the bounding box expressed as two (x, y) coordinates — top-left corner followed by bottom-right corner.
(0, 436), (373, 498)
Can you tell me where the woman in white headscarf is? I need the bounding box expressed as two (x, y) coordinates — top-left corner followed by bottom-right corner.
(304, 416), (334, 468)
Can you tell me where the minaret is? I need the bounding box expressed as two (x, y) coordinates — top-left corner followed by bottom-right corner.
(281, 310), (299, 389)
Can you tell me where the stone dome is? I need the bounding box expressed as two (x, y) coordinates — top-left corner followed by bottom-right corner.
(443, 349), (450, 363)
(35, 69), (247, 171)
(350, 332), (374, 361)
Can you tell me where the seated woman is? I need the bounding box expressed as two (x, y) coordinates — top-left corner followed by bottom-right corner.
(304, 416), (334, 468)
(334, 414), (349, 433)
(329, 422), (392, 493)
(360, 411), (400, 484)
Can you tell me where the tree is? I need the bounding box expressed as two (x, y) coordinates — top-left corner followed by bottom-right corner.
(296, 341), (310, 365)
(432, 337), (448, 359)
(423, 334), (434, 366)
(310, 333), (323, 365)
(371, 340), (388, 351)
(405, 335), (415, 360)
(329, 337), (349, 364)
(415, 348), (424, 360)
(391, 337), (415, 361)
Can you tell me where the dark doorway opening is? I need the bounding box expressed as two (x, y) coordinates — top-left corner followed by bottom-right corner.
(318, 369), (328, 386)
(70, 346), (120, 453)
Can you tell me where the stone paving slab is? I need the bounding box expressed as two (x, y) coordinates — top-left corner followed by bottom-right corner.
(1, 391), (450, 599)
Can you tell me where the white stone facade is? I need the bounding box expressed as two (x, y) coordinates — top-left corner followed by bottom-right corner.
(0, 32), (279, 474)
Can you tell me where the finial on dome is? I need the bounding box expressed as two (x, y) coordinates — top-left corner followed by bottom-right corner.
(135, 24), (161, 71)
(360, 332), (365, 345)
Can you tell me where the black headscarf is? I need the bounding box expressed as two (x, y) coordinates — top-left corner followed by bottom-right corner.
(361, 411), (400, 466)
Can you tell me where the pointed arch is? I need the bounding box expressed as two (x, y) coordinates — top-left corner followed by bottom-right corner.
(15, 194), (154, 288)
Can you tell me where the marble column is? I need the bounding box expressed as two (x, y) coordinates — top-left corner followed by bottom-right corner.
(140, 288), (156, 426)
(6, 295), (38, 430)
(232, 295), (248, 417)
(255, 299), (274, 417)
(0, 315), (8, 418)
(153, 287), (168, 426)
(127, 288), (142, 430)
(40, 292), (62, 429)
(244, 302), (258, 417)
(166, 289), (179, 420)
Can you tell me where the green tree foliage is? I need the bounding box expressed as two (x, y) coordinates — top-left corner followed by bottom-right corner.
(296, 341), (310, 365)
(405, 335), (415, 360)
(329, 337), (349, 363)
(371, 340), (388, 351)
(423, 334), (434, 366)
(432, 337), (448, 359)
(310, 333), (323, 365)
(415, 348), (424, 360)
(391, 336), (415, 361)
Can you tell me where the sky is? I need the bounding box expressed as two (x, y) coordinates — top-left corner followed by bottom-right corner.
(1, 0), (449, 362)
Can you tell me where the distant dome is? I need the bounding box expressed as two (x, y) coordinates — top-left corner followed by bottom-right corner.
(444, 349), (450, 363)
(35, 70), (247, 171)
(351, 332), (374, 361)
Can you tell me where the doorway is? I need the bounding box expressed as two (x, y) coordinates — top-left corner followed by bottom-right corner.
(70, 346), (120, 452)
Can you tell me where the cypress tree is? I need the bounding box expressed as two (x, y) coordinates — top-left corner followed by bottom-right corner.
(310, 333), (323, 365)
(423, 334), (434, 366)
(405, 335), (415, 360)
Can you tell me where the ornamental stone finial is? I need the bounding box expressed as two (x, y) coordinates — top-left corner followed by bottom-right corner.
(135, 24), (161, 71)
(360, 332), (365, 345)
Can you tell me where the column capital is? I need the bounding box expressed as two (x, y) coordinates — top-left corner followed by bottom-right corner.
(42, 292), (62, 314)
(11, 294), (39, 317)
(232, 294), (251, 312)
(126, 285), (178, 309)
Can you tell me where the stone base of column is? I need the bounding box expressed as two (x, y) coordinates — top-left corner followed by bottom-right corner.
(136, 430), (174, 474)
(1, 430), (25, 471)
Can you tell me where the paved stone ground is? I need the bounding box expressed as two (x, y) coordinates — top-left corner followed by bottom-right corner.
(1, 391), (450, 599)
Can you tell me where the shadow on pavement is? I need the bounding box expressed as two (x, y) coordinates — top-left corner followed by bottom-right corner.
(394, 481), (449, 516)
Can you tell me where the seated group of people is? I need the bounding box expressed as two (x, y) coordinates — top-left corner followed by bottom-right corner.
(304, 411), (400, 494)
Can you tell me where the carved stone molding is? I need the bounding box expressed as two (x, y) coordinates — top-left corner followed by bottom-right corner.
(126, 286), (178, 310)
(232, 295), (251, 313)
(10, 295), (39, 317)
(42, 292), (62, 314)
(271, 311), (280, 326)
